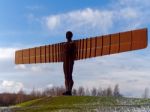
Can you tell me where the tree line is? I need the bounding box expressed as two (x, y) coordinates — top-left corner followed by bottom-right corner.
(43, 84), (122, 97)
(0, 84), (121, 106)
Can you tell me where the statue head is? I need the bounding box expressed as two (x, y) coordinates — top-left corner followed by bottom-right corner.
(66, 31), (73, 42)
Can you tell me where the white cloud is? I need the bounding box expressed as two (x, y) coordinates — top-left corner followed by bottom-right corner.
(43, 8), (114, 35)
(45, 15), (60, 30)
(0, 80), (24, 93)
(66, 8), (114, 32)
(30, 65), (43, 72)
(0, 48), (16, 60)
(15, 65), (26, 70)
(42, 0), (150, 36)
(46, 84), (53, 88)
(119, 7), (138, 19)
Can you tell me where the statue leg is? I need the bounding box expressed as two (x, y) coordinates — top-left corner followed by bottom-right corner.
(68, 62), (74, 92)
(63, 61), (74, 95)
(63, 62), (69, 92)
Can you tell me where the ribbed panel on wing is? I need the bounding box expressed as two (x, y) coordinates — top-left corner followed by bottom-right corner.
(15, 43), (64, 64)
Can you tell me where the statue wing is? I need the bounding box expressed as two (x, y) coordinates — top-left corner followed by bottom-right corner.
(74, 28), (147, 60)
(15, 28), (148, 64)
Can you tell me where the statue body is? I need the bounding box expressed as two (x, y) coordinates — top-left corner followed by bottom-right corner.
(63, 31), (75, 95)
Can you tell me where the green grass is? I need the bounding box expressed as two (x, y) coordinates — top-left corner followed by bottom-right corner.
(15, 98), (42, 107)
(12, 96), (150, 112)
(13, 96), (118, 112)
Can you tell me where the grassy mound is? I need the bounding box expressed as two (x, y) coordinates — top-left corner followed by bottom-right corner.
(13, 96), (118, 112)
(12, 96), (150, 112)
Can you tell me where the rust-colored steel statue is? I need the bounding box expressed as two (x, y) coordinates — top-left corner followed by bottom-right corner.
(15, 28), (148, 96)
(63, 31), (75, 95)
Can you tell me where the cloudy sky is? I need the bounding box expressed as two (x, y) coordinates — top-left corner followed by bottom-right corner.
(0, 0), (150, 97)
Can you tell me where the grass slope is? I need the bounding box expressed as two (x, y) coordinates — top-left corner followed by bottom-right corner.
(13, 96), (118, 112)
(13, 96), (150, 112)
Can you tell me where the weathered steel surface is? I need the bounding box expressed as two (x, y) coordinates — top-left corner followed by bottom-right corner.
(15, 28), (148, 64)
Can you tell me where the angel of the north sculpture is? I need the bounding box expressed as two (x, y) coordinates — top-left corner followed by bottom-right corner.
(15, 28), (148, 95)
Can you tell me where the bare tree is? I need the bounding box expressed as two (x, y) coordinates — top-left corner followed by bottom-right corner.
(143, 87), (149, 98)
(101, 89), (107, 96)
(91, 87), (97, 96)
(72, 89), (77, 96)
(106, 86), (113, 96)
(16, 89), (25, 104)
(85, 88), (91, 96)
(113, 84), (121, 97)
(77, 86), (85, 96)
(97, 87), (102, 96)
